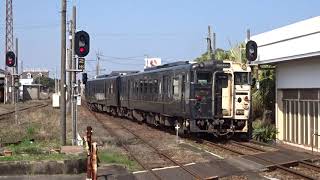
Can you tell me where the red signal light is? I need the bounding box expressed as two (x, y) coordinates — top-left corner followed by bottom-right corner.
(79, 47), (85, 53)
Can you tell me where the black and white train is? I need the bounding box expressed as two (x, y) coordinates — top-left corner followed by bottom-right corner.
(85, 60), (252, 138)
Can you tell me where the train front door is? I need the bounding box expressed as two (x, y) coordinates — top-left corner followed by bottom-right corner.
(213, 72), (232, 118)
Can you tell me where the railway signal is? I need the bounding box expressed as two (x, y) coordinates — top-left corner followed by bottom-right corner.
(75, 31), (90, 57)
(82, 73), (88, 84)
(5, 51), (16, 67)
(78, 57), (85, 70)
(246, 40), (258, 62)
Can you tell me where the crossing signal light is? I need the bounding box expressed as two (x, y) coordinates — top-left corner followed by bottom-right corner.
(246, 40), (258, 62)
(6, 51), (16, 67)
(75, 31), (90, 57)
(82, 73), (88, 84)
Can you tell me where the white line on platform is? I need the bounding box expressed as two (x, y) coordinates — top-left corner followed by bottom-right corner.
(182, 141), (224, 159)
(133, 170), (148, 174)
(133, 162), (198, 174)
(184, 162), (196, 166)
(204, 149), (224, 159)
(152, 165), (179, 171)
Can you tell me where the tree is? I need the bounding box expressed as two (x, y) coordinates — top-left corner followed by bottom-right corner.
(33, 76), (55, 92)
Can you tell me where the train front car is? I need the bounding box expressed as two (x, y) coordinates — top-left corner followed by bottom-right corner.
(188, 61), (251, 138)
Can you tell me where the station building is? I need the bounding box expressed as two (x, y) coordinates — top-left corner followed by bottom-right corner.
(251, 16), (320, 151)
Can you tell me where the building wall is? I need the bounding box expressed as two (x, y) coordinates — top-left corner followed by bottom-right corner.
(276, 57), (320, 89)
(23, 85), (40, 100)
(21, 71), (49, 79)
(276, 58), (320, 150)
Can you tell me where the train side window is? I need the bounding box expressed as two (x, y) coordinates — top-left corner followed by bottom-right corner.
(172, 77), (179, 97)
(144, 80), (147, 93)
(149, 80), (153, 93)
(159, 81), (162, 94)
(154, 80), (158, 93)
(140, 80), (143, 93)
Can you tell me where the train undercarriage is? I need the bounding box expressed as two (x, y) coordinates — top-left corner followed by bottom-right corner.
(87, 102), (250, 139)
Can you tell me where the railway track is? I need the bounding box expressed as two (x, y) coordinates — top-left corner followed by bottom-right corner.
(84, 102), (320, 179)
(202, 140), (320, 179)
(84, 103), (216, 180)
(0, 102), (49, 120)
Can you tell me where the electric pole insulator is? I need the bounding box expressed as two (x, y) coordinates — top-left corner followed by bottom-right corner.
(75, 31), (90, 57)
(6, 51), (16, 67)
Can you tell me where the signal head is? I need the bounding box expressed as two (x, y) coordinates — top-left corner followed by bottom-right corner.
(245, 40), (258, 62)
(75, 31), (90, 57)
(6, 51), (16, 67)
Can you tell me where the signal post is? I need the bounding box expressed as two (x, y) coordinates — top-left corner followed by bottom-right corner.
(67, 27), (90, 145)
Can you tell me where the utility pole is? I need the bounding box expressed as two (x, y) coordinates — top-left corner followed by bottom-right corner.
(60, 0), (67, 145)
(67, 20), (73, 114)
(14, 38), (18, 124)
(212, 32), (216, 59)
(5, 0), (14, 104)
(71, 6), (77, 145)
(206, 25), (213, 60)
(15, 38), (18, 75)
(96, 52), (100, 76)
(246, 29), (251, 42)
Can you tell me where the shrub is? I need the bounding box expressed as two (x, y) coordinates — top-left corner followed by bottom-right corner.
(252, 120), (278, 143)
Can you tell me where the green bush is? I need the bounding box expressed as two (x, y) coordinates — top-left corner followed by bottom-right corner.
(252, 120), (278, 143)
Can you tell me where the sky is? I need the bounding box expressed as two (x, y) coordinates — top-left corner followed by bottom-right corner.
(0, 0), (319, 78)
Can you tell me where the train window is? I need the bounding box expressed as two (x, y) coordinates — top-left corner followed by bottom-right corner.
(154, 80), (158, 93)
(172, 77), (179, 97)
(140, 80), (143, 93)
(190, 71), (194, 82)
(149, 80), (153, 93)
(144, 80), (148, 93)
(110, 84), (113, 94)
(234, 72), (250, 85)
(197, 72), (212, 84)
(163, 77), (168, 95)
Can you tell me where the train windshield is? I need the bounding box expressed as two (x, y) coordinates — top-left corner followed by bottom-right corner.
(197, 72), (212, 84)
(234, 72), (250, 85)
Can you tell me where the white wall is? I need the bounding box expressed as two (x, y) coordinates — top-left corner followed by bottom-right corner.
(276, 57), (320, 89)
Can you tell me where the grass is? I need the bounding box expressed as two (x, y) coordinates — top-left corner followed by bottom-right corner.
(0, 105), (84, 162)
(98, 150), (141, 171)
(0, 153), (79, 161)
(0, 140), (83, 162)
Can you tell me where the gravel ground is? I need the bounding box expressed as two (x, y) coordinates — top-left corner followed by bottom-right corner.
(241, 142), (278, 152)
(219, 175), (249, 180)
(260, 169), (304, 180)
(291, 165), (320, 179)
(97, 112), (211, 166)
(78, 105), (218, 170)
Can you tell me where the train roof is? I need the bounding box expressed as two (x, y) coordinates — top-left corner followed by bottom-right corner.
(87, 60), (236, 82)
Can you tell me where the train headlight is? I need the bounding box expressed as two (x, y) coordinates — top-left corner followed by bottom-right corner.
(243, 103), (249, 110)
(241, 64), (247, 70)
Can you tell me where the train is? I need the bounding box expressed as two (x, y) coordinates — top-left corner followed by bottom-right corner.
(85, 60), (252, 138)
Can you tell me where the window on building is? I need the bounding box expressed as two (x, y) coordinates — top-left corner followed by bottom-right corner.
(27, 73), (32, 79)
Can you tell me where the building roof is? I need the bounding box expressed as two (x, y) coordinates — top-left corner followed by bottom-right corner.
(251, 16), (320, 64)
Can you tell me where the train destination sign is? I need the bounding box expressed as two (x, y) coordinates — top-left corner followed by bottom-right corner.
(216, 62), (231, 68)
